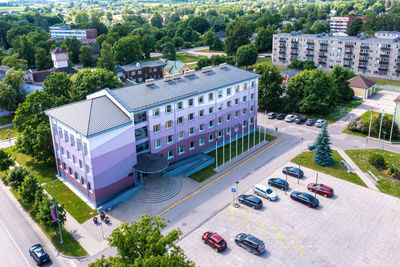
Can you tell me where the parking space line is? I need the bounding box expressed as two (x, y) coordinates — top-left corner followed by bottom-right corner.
(158, 137), (283, 216)
(218, 205), (313, 259)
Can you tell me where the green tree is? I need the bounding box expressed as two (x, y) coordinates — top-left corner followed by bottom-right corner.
(70, 69), (123, 101)
(151, 13), (163, 28)
(0, 68), (26, 111)
(330, 65), (355, 101)
(1, 54), (27, 70)
(43, 72), (72, 98)
(204, 29), (215, 47)
(61, 37), (81, 64)
(313, 125), (333, 167)
(35, 47), (53, 70)
(255, 26), (274, 52)
(281, 23), (295, 33)
(19, 173), (40, 207)
(188, 16), (210, 34)
(255, 64), (284, 111)
(211, 36), (224, 51)
(6, 166), (30, 190)
(161, 41), (176, 60)
(106, 11), (113, 23)
(236, 44), (258, 69)
(311, 22), (328, 34)
(0, 149), (14, 174)
(348, 18), (363, 36)
(196, 57), (212, 70)
(173, 36), (185, 48)
(97, 42), (116, 72)
(17, 35), (35, 66)
(113, 35), (142, 65)
(224, 18), (252, 56)
(31, 188), (44, 219)
(79, 46), (94, 67)
(141, 34), (156, 59)
(75, 11), (89, 24)
(89, 215), (194, 266)
(35, 195), (66, 232)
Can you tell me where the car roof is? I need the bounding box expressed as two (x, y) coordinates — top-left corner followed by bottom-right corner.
(247, 195), (261, 202)
(210, 233), (224, 242)
(245, 235), (262, 244)
(302, 193), (315, 199)
(255, 184), (268, 190)
(33, 246), (46, 257)
(318, 184), (332, 190)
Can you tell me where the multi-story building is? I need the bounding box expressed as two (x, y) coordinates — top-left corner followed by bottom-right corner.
(272, 32), (400, 81)
(329, 17), (357, 34)
(45, 64), (259, 207)
(117, 60), (166, 83)
(49, 26), (97, 44)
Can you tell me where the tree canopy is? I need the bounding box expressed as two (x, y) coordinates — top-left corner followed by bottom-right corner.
(0, 68), (26, 111)
(224, 18), (251, 56)
(255, 63), (284, 111)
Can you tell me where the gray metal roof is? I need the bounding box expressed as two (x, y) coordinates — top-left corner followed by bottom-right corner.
(112, 64), (259, 112)
(117, 60), (166, 72)
(275, 33), (400, 44)
(46, 96), (131, 136)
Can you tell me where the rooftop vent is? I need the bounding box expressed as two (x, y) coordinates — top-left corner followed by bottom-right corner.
(184, 70), (195, 77)
(164, 75), (173, 82)
(202, 66), (213, 73)
(219, 63), (227, 69)
(145, 78), (155, 86)
(136, 62), (141, 68)
(173, 73), (181, 80)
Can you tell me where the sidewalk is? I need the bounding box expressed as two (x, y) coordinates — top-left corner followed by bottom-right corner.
(337, 149), (379, 191)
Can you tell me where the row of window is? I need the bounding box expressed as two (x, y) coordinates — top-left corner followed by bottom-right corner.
(55, 143), (91, 175)
(59, 160), (92, 192)
(53, 125), (88, 156)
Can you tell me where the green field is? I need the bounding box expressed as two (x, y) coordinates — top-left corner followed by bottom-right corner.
(175, 53), (201, 63)
(371, 78), (400, 87)
(195, 49), (225, 53)
(0, 6), (25, 12)
(291, 151), (367, 187)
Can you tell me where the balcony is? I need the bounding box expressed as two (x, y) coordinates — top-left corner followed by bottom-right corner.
(290, 52), (298, 55)
(290, 56), (298, 60)
(306, 47), (314, 51)
(360, 46), (369, 49)
(279, 44), (286, 48)
(291, 45), (299, 49)
(345, 51), (353, 55)
(279, 49), (286, 53)
(318, 61), (327, 65)
(360, 52), (369, 56)
(291, 40), (299, 44)
(358, 65), (367, 69)
(343, 63), (351, 67)
(319, 55), (327, 58)
(378, 61), (389, 65)
(396, 69), (400, 73)
(380, 54), (389, 58)
(279, 39), (286, 43)
(306, 41), (314, 45)
(320, 43), (328, 46)
(319, 47), (328, 52)
(345, 44), (354, 48)
(359, 59), (368, 63)
(378, 66), (389, 71)
(381, 47), (391, 51)
(279, 56), (286, 60)
(305, 53), (314, 56)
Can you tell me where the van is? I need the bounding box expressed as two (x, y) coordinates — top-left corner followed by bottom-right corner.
(253, 184), (278, 201)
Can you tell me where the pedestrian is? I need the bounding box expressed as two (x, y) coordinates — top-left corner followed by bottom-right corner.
(275, 126), (278, 132)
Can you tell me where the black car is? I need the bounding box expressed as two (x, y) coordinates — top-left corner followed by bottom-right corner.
(29, 244), (50, 265)
(276, 113), (286, 120)
(295, 117), (307, 124)
(305, 119), (316, 126)
(268, 178), (289, 191)
(238, 194), (263, 209)
(290, 191), (319, 208)
(235, 233), (265, 255)
(282, 167), (304, 178)
(268, 112), (276, 119)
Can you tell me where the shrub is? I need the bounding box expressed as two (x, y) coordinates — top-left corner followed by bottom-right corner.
(5, 166), (31, 190)
(368, 153), (386, 168)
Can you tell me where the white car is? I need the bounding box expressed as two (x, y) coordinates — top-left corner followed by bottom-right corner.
(315, 119), (326, 128)
(285, 114), (297, 122)
(253, 184), (278, 201)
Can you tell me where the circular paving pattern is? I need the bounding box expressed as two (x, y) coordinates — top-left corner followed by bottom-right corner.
(132, 175), (182, 203)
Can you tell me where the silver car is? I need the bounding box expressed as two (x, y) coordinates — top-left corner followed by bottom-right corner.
(315, 119), (326, 128)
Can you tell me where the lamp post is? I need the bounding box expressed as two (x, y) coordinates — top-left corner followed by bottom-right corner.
(41, 178), (63, 244)
(235, 181), (240, 207)
(382, 131), (387, 152)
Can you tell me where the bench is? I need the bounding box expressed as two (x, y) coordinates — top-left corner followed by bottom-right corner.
(368, 170), (380, 183)
(341, 160), (353, 173)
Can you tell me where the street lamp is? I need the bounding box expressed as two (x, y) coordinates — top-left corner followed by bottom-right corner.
(235, 181), (240, 207)
(41, 178), (63, 244)
(382, 131), (387, 152)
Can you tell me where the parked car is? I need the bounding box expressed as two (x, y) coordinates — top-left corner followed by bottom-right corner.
(276, 113), (286, 120)
(285, 114), (297, 122)
(268, 178), (289, 191)
(305, 119), (316, 126)
(307, 183), (334, 197)
(238, 194), (263, 209)
(295, 117), (307, 124)
(290, 191), (319, 208)
(268, 112), (276, 119)
(282, 167), (304, 178)
(307, 142), (316, 151)
(315, 119), (326, 128)
(202, 232), (227, 252)
(253, 184), (278, 201)
(29, 244), (49, 265)
(235, 233), (265, 255)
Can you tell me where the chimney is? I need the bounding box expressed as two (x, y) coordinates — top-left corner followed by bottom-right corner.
(145, 78), (154, 86)
(202, 66), (213, 73)
(164, 75), (173, 82)
(219, 63), (227, 69)
(173, 73), (181, 80)
(184, 70), (195, 77)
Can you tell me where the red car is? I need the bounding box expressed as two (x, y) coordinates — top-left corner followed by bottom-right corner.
(307, 183), (334, 197)
(202, 232), (227, 252)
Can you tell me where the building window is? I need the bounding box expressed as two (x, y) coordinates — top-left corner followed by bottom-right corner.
(243, 120), (247, 127)
(167, 135), (173, 144)
(243, 108), (247, 115)
(250, 93), (254, 100)
(135, 126), (148, 140)
(199, 123), (204, 132)
(179, 131), (184, 140)
(235, 111), (239, 118)
(250, 105), (254, 113)
(218, 130), (222, 138)
(209, 107), (213, 114)
(134, 112), (147, 123)
(79, 160), (83, 169)
(87, 182), (92, 192)
(55, 143), (59, 151)
(165, 105), (172, 114)
(155, 139), (161, 149)
(53, 124), (57, 135)
(209, 134), (214, 142)
(64, 131), (69, 143)
(70, 134), (75, 147)
(189, 141), (195, 150)
(235, 98), (239, 105)
(83, 143), (88, 156)
(188, 113), (194, 121)
(218, 104), (223, 111)
(61, 146), (64, 155)
(177, 116), (184, 125)
(179, 145), (185, 155)
(198, 96), (204, 104)
(58, 127), (63, 138)
(208, 93), (214, 101)
(243, 83), (247, 90)
(136, 142), (149, 153)
(250, 117), (254, 124)
(226, 127), (231, 135)
(153, 108), (160, 117)
(251, 81), (254, 87)
(153, 124), (161, 133)
(77, 140), (82, 151)
(62, 162), (66, 170)
(209, 120), (214, 128)
(218, 117), (223, 124)
(199, 137), (205, 146)
(227, 114), (231, 121)
(189, 127), (194, 135)
(188, 98), (194, 107)
(81, 176), (85, 185)
(227, 101), (231, 108)
(227, 87), (231, 95)
(74, 172), (78, 180)
(166, 120), (172, 129)
(177, 102), (183, 110)
(243, 96), (247, 102)
(86, 164), (90, 174)
(67, 151), (70, 159)
(235, 85), (239, 93)
(199, 110), (204, 117)
(68, 167), (73, 175)
(168, 150), (174, 159)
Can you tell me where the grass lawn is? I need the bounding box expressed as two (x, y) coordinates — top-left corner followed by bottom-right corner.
(189, 131), (276, 182)
(290, 151), (367, 187)
(195, 48), (225, 53)
(371, 78), (400, 87)
(345, 149), (400, 198)
(0, 6), (26, 12)
(7, 149), (96, 223)
(176, 53), (201, 63)
(188, 63), (197, 70)
(0, 125), (17, 140)
(309, 100), (362, 123)
(0, 115), (14, 126)
(342, 110), (399, 141)
(143, 56), (162, 62)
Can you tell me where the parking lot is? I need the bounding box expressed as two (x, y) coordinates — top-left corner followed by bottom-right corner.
(178, 163), (400, 267)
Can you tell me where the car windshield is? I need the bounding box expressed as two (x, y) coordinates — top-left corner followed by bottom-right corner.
(266, 188), (273, 194)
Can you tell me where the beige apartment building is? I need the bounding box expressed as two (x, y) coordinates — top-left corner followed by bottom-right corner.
(272, 32), (400, 81)
(330, 16), (356, 34)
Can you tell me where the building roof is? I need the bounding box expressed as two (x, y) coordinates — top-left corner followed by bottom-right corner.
(32, 67), (77, 83)
(51, 47), (68, 54)
(348, 76), (376, 89)
(280, 68), (301, 78)
(133, 152), (169, 173)
(111, 64), (259, 112)
(45, 96), (131, 136)
(117, 60), (166, 72)
(164, 60), (187, 75)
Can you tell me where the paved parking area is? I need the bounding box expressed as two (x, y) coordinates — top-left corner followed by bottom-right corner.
(178, 163), (400, 267)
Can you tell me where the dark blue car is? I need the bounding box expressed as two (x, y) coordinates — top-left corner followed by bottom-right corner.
(238, 194), (263, 209)
(290, 191), (319, 208)
(282, 167), (304, 178)
(268, 178), (289, 191)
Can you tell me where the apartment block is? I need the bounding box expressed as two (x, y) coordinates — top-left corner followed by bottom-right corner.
(272, 32), (400, 81)
(329, 17), (356, 34)
(116, 60), (165, 83)
(49, 26), (97, 44)
(45, 64), (259, 207)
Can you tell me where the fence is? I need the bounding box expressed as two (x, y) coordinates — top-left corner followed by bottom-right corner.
(375, 84), (400, 92)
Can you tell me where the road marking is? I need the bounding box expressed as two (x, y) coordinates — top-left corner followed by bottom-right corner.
(0, 218), (32, 266)
(158, 137), (283, 216)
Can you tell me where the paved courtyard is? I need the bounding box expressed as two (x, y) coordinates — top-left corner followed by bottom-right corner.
(178, 163), (400, 267)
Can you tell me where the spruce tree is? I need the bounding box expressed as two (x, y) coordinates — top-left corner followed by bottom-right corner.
(313, 124), (333, 166)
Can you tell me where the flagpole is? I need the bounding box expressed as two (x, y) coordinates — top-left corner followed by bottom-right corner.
(230, 126), (232, 162)
(253, 118), (256, 149)
(366, 108), (373, 148)
(248, 118), (250, 152)
(264, 110), (267, 142)
(215, 133), (218, 170)
(222, 129), (225, 166)
(258, 119), (261, 146)
(390, 111), (396, 143)
(241, 122), (244, 156)
(378, 109), (384, 140)
(236, 125), (238, 159)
